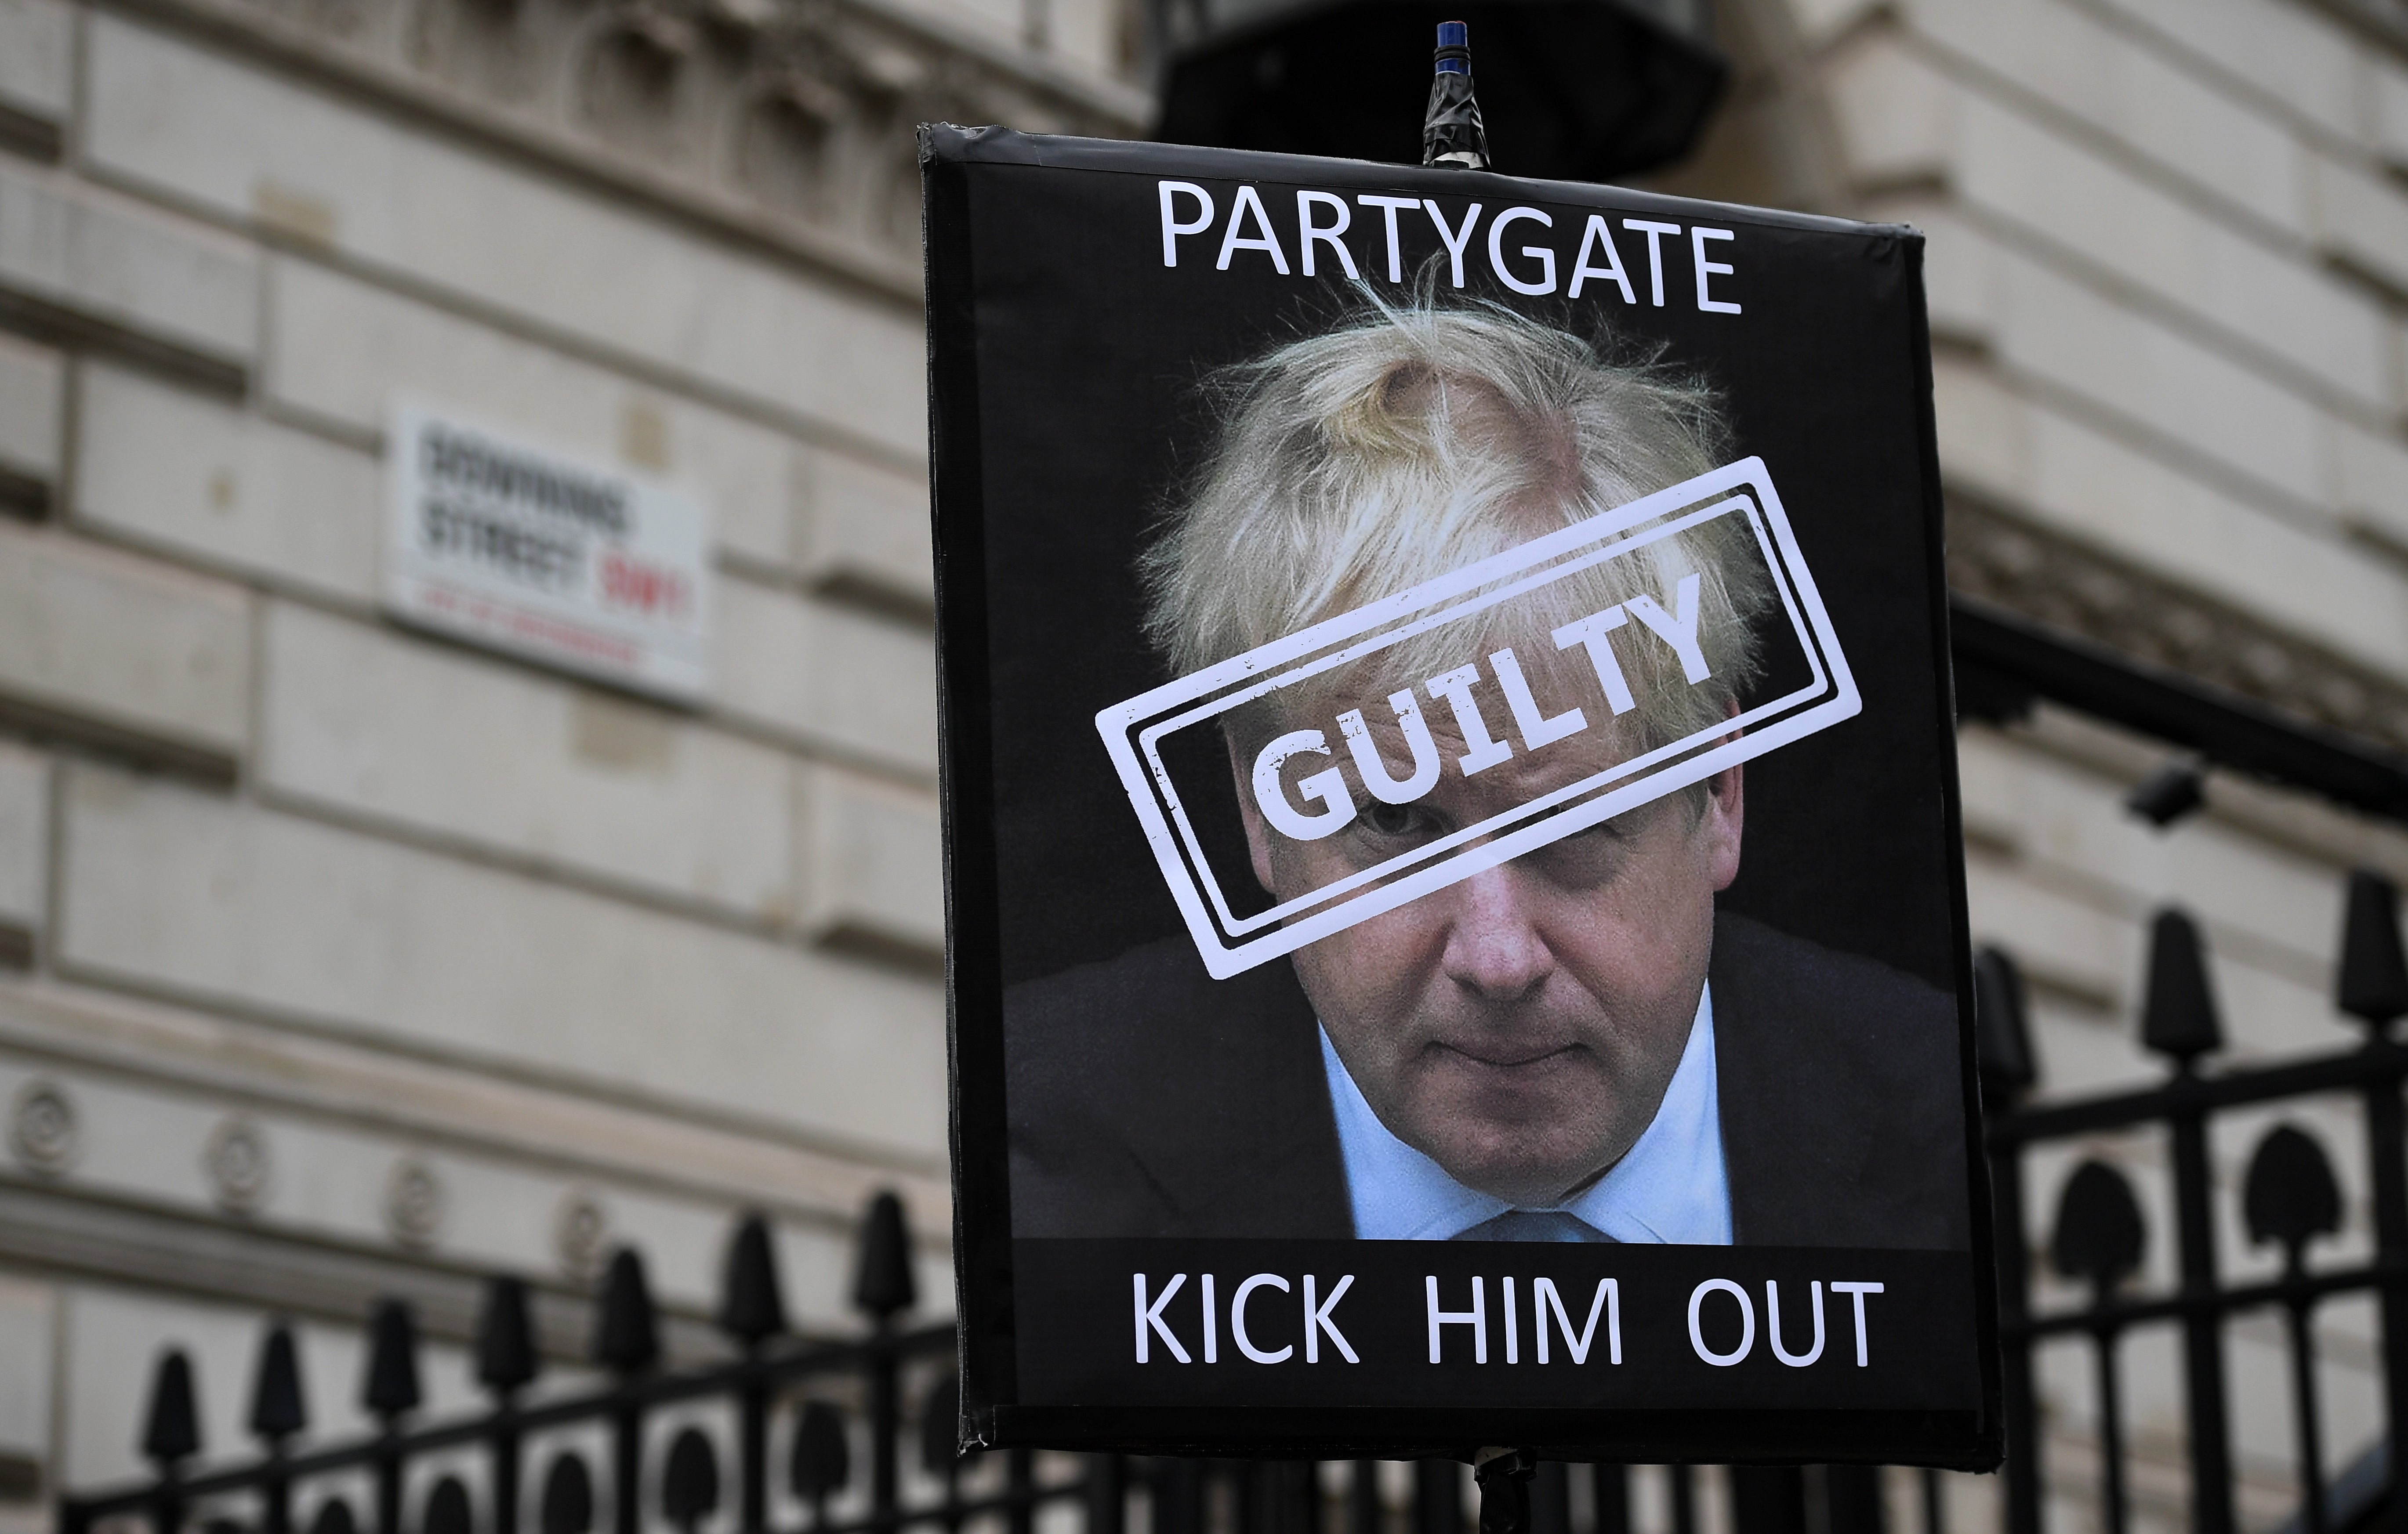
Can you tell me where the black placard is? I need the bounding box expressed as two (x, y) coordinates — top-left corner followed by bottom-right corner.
(924, 124), (1998, 1467)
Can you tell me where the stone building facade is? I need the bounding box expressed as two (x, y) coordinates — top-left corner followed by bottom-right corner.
(1, 0), (2407, 1530)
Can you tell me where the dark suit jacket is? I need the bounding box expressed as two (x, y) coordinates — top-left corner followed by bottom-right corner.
(1004, 910), (1973, 1247)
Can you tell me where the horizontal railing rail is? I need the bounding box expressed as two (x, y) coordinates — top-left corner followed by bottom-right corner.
(1989, 1042), (2408, 1144)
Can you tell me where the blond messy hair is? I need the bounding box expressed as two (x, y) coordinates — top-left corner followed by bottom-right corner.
(1141, 299), (1773, 760)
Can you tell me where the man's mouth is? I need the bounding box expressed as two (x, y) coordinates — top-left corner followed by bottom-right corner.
(1433, 1040), (1583, 1073)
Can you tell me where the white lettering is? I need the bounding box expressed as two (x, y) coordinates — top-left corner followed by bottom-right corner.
(1217, 185), (1290, 274)
(1427, 1275), (1488, 1364)
(1692, 226), (1741, 314)
(1623, 219), (1681, 307)
(1423, 666), (1514, 775)
(1503, 1275), (1519, 1364)
(1627, 574), (1711, 682)
(1489, 647), (1588, 750)
(1251, 730), (1354, 841)
(1832, 1281), (1884, 1367)
(1244, 585), (1716, 840)
(1688, 1278), (1755, 1367)
(1487, 206), (1556, 296)
(1568, 215), (1636, 303)
(1339, 689), (1443, 804)
(1157, 188), (1740, 313)
(1231, 1274), (1293, 1363)
(1422, 200), (1484, 288)
(1159, 182), (1214, 268)
(1766, 1279), (1825, 1367)
(1533, 1277), (1619, 1365)
(1305, 1274), (1359, 1364)
(1134, 1273), (1190, 1363)
(1552, 607), (1636, 715)
(1201, 1273), (1219, 1363)
(1358, 195), (1419, 282)
(1298, 191), (1360, 280)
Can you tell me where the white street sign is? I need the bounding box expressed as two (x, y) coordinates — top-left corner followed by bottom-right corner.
(384, 402), (713, 702)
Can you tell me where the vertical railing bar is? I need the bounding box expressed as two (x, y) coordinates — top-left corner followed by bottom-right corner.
(261, 1457), (291, 1534)
(1163, 1455), (1204, 1534)
(1005, 1450), (1034, 1534)
(2362, 1062), (2408, 1534)
(1086, 1454), (1127, 1534)
(2282, 1257), (2331, 1534)
(375, 1435), (403, 1534)
(1822, 1463), (1882, 1534)
(1349, 1462), (1380, 1534)
(2169, 1098), (2236, 1534)
(1413, 1460), (1459, 1534)
(1589, 1465), (1628, 1534)
(613, 1394), (645, 1534)
(1001, 1478), (1035, 1526)
(2091, 1321), (2129, 1534)
(491, 1406), (522, 1534)
(1527, 1462), (1568, 1534)
(152, 1468), (183, 1534)
(739, 1368), (769, 1534)
(1989, 1143), (2041, 1534)
(1667, 1467), (1695, 1534)
(869, 1330), (899, 1534)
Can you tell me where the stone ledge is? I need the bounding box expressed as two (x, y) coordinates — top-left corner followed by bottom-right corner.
(91, 0), (1142, 313)
(0, 976), (950, 1219)
(1948, 492), (2408, 760)
(0, 1175), (710, 1356)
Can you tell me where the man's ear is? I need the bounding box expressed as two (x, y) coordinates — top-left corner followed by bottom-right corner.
(1700, 761), (1744, 890)
(1701, 698), (1744, 891)
(1229, 737), (1279, 893)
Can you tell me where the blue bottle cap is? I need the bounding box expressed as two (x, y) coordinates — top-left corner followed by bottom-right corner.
(1435, 19), (1469, 72)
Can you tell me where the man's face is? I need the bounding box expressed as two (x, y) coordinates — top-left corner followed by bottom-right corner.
(1236, 704), (1743, 1208)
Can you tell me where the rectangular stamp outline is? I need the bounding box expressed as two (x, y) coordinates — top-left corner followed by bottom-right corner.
(1094, 457), (1860, 979)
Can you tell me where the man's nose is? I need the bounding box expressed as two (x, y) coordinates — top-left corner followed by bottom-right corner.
(1440, 865), (1555, 1002)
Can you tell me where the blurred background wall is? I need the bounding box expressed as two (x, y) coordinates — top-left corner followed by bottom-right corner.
(0, 0), (2404, 1530)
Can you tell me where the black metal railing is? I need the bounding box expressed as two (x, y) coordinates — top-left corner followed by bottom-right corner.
(1955, 593), (2408, 1534)
(64, 1194), (978, 1534)
(1981, 872), (2408, 1534)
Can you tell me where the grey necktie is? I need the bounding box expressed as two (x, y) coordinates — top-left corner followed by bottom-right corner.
(1451, 1209), (1616, 1242)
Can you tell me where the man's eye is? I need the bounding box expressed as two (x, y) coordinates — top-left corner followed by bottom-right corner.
(1560, 818), (1628, 843)
(1362, 802), (1429, 838)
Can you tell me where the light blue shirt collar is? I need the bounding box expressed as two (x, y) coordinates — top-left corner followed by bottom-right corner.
(1320, 984), (1732, 1244)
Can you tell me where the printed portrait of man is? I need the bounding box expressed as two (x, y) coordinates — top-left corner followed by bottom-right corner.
(1005, 300), (1969, 1248)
